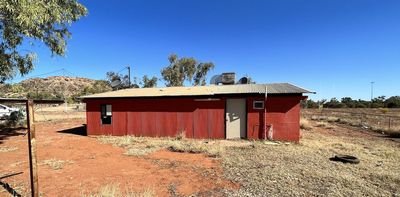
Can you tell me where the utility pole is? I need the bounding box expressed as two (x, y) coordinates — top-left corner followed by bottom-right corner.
(370, 81), (375, 108)
(127, 66), (131, 88)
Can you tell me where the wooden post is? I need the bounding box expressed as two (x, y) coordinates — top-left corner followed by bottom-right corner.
(26, 100), (39, 197)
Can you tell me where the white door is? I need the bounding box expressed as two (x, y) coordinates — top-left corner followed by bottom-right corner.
(226, 99), (246, 139)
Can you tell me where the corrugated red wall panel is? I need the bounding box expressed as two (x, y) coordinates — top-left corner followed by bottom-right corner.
(85, 98), (226, 139)
(246, 96), (304, 142)
(85, 95), (303, 142)
(177, 112), (194, 138)
(112, 103), (127, 136)
(127, 111), (141, 136)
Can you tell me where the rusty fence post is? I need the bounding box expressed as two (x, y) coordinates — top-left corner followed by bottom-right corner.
(26, 100), (39, 197)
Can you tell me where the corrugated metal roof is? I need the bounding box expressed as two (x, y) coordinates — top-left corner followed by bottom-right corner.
(81, 83), (314, 99)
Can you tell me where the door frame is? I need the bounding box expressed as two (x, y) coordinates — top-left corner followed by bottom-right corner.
(225, 98), (247, 139)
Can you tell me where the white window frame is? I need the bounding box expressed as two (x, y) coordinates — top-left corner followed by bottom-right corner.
(101, 104), (112, 124)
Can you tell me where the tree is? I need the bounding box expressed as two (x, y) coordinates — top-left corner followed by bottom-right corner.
(341, 97), (356, 108)
(385, 96), (400, 108)
(141, 75), (158, 88)
(323, 98), (345, 108)
(306, 99), (319, 108)
(82, 80), (112, 95)
(193, 63), (215, 86)
(371, 96), (385, 108)
(106, 71), (130, 90)
(0, 0), (87, 82)
(161, 54), (215, 87)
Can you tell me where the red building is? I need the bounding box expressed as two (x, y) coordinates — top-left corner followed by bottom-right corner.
(82, 83), (313, 142)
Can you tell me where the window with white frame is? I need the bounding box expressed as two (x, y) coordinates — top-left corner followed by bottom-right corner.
(101, 104), (112, 124)
(253, 101), (264, 109)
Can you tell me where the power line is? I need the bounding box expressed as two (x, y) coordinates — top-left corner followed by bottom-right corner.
(116, 66), (128, 74)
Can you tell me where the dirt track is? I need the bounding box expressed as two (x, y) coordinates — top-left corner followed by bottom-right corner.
(0, 119), (237, 196)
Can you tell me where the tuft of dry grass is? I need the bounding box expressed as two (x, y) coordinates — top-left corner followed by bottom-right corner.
(97, 135), (225, 157)
(124, 147), (160, 157)
(39, 159), (73, 170)
(326, 116), (340, 123)
(175, 130), (186, 140)
(167, 141), (224, 157)
(81, 184), (154, 197)
(315, 121), (328, 127)
(300, 118), (312, 131)
(314, 121), (335, 129)
(0, 146), (18, 152)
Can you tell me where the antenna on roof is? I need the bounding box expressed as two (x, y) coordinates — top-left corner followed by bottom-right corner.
(127, 66), (131, 88)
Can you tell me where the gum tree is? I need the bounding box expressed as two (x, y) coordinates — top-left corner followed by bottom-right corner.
(0, 0), (88, 82)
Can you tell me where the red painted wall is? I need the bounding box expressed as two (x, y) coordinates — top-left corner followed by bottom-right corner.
(246, 96), (305, 142)
(85, 95), (305, 142)
(86, 98), (225, 139)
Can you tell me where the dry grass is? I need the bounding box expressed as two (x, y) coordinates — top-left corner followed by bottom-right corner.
(39, 159), (74, 170)
(315, 121), (328, 127)
(303, 108), (400, 136)
(124, 147), (160, 157)
(9, 161), (25, 167)
(81, 184), (154, 197)
(300, 117), (312, 131)
(97, 135), (224, 157)
(326, 116), (340, 123)
(175, 130), (186, 140)
(167, 141), (224, 157)
(0, 146), (18, 152)
(222, 125), (400, 196)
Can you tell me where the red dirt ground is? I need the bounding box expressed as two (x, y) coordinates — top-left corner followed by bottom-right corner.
(0, 119), (238, 196)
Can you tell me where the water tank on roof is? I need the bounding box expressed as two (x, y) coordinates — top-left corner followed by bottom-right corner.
(110, 79), (121, 88)
(221, 72), (235, 85)
(210, 75), (223, 85)
(237, 77), (249, 84)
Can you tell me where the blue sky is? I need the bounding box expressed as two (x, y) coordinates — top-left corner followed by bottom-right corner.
(11, 0), (400, 100)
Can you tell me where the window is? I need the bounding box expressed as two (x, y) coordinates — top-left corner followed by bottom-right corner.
(253, 101), (264, 109)
(101, 104), (112, 124)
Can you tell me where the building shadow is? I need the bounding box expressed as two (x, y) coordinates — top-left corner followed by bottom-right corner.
(57, 124), (87, 136)
(0, 127), (27, 144)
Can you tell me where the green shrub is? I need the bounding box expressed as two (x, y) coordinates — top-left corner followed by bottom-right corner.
(6, 109), (25, 127)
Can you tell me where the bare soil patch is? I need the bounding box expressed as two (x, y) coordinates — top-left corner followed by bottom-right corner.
(0, 119), (237, 196)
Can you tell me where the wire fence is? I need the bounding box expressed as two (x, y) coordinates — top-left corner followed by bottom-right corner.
(302, 109), (400, 132)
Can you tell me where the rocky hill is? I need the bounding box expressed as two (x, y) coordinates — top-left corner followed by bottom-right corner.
(0, 76), (112, 101)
